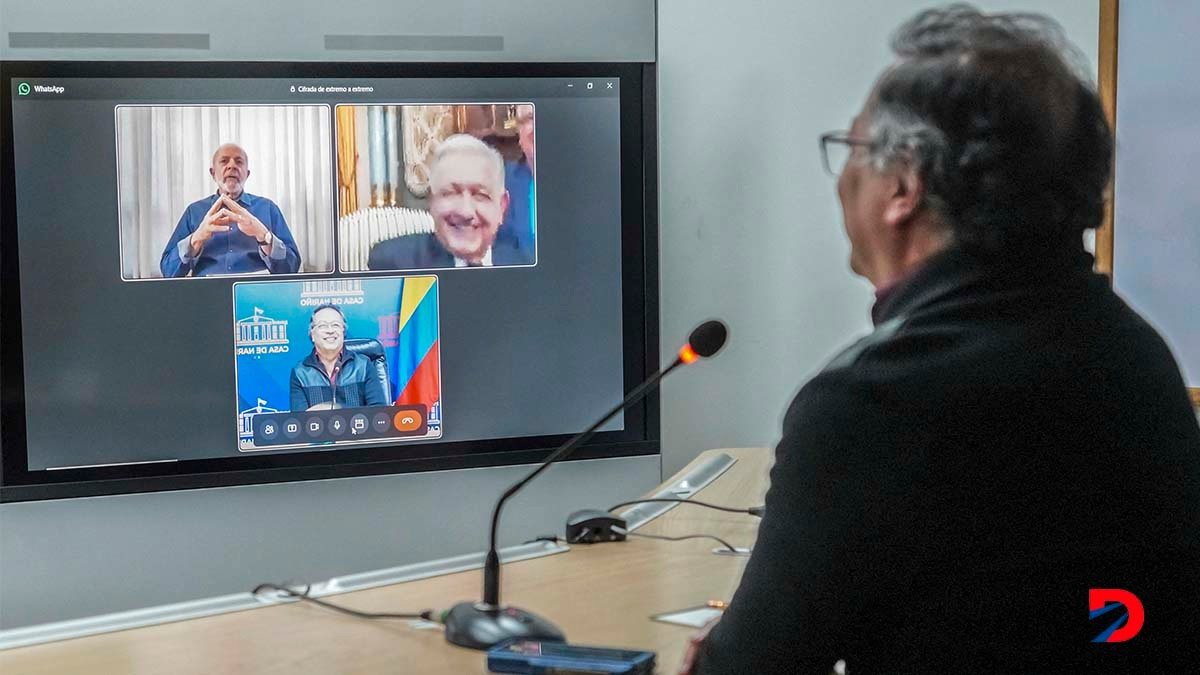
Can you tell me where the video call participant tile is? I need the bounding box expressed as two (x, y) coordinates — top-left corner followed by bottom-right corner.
(233, 275), (442, 451)
(115, 104), (335, 280)
(334, 103), (537, 273)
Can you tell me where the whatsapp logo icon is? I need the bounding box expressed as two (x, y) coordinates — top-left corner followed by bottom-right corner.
(17, 82), (31, 96)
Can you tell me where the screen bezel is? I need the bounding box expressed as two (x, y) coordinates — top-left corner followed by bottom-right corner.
(0, 60), (659, 502)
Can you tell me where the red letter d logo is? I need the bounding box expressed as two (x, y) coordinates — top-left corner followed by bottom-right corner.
(1089, 588), (1144, 643)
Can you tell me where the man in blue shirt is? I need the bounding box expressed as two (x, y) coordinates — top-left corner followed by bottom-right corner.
(159, 143), (301, 277)
(498, 104), (536, 259)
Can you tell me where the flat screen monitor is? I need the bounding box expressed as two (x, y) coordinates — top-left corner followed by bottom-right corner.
(0, 61), (658, 501)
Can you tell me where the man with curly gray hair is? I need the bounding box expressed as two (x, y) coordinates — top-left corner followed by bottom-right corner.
(681, 5), (1199, 673)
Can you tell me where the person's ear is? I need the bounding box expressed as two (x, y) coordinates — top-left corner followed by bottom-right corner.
(499, 190), (510, 220)
(883, 165), (923, 229)
(209, 167), (216, 181)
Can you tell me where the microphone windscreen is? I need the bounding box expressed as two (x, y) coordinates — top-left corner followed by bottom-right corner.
(688, 320), (728, 358)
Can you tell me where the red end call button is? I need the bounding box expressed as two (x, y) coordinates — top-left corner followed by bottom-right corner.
(393, 409), (423, 432)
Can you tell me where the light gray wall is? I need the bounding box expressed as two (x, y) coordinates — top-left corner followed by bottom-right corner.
(0, 0), (655, 61)
(0, 0), (658, 631)
(1111, 1), (1200, 388)
(656, 0), (1102, 476)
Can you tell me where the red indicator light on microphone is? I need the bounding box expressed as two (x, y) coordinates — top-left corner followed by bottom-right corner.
(678, 344), (700, 364)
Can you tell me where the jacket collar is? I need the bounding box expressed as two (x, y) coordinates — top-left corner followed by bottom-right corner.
(425, 231), (524, 266)
(303, 348), (353, 370)
(871, 244), (1096, 327)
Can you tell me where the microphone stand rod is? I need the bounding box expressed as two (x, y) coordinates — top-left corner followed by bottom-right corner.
(482, 357), (684, 606)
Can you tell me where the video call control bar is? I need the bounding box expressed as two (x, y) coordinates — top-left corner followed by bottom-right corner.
(250, 404), (430, 449)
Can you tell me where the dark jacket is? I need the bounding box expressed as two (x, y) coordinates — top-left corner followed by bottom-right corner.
(366, 232), (534, 271)
(289, 349), (388, 411)
(698, 246), (1200, 674)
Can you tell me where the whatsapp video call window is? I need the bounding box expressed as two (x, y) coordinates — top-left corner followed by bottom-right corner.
(4, 66), (636, 494)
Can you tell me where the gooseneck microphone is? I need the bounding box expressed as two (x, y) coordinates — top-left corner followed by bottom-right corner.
(441, 320), (729, 650)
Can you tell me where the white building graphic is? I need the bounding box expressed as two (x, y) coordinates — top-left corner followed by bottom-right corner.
(236, 307), (288, 346)
(238, 398), (279, 438)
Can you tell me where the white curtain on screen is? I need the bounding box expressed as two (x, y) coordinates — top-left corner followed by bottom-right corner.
(116, 105), (333, 278)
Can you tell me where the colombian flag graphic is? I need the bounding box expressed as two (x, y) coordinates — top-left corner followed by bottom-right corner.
(391, 277), (440, 416)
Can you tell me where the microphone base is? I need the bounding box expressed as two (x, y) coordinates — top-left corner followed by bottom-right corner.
(442, 601), (565, 650)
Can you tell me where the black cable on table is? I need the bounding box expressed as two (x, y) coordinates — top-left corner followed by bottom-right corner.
(606, 498), (765, 517)
(613, 527), (741, 553)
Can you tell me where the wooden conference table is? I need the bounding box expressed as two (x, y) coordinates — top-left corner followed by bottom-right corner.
(0, 448), (773, 674)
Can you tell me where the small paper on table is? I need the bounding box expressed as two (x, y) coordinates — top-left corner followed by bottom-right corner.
(651, 606), (724, 628)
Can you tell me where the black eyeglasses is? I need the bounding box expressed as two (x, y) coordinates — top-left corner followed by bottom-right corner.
(819, 131), (873, 177)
